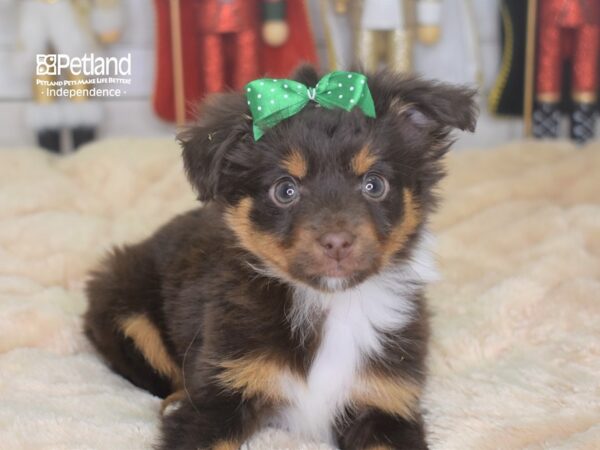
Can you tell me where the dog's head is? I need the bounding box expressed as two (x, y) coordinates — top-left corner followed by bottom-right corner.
(180, 66), (477, 291)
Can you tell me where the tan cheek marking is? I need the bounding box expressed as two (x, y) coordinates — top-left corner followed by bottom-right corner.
(291, 223), (319, 254)
(216, 354), (297, 402)
(213, 440), (242, 450)
(281, 149), (307, 179)
(381, 189), (421, 265)
(225, 197), (289, 272)
(356, 220), (380, 251)
(351, 145), (378, 175)
(351, 373), (422, 420)
(119, 314), (182, 388)
(366, 446), (394, 450)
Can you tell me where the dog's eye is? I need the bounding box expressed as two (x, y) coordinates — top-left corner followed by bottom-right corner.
(270, 177), (300, 206)
(361, 173), (389, 200)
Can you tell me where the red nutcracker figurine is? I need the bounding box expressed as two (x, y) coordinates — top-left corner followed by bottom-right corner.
(153, 0), (317, 124)
(194, 0), (267, 93)
(532, 0), (600, 143)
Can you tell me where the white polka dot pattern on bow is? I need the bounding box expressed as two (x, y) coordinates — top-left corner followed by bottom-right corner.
(243, 71), (376, 140)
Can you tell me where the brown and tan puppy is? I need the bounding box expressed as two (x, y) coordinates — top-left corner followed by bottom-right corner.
(84, 66), (477, 450)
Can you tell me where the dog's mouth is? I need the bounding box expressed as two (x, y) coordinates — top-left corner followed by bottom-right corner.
(319, 259), (362, 279)
(288, 246), (380, 291)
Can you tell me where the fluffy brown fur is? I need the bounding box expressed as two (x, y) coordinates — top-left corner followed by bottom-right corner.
(84, 66), (477, 450)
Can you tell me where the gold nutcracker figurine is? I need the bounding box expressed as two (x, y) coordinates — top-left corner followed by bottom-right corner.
(352, 0), (442, 72)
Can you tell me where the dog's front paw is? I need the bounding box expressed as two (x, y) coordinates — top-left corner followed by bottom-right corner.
(158, 396), (246, 450)
(338, 409), (428, 450)
(160, 390), (186, 416)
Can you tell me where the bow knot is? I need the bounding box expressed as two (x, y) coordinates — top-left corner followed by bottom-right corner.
(245, 71), (376, 140)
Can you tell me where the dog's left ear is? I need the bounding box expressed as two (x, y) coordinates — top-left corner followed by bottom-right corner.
(178, 93), (253, 202)
(370, 71), (479, 134)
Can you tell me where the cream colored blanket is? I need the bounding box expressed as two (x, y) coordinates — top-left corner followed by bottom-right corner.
(0, 139), (598, 450)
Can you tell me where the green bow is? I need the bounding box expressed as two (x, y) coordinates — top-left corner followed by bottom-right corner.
(245, 71), (376, 140)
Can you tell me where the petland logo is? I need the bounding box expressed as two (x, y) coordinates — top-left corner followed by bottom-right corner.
(35, 53), (132, 98)
(36, 53), (131, 77)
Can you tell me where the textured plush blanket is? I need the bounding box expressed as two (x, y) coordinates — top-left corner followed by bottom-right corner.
(0, 139), (598, 450)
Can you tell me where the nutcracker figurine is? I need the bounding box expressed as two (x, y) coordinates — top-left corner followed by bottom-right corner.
(352, 0), (442, 73)
(190, 0), (262, 94)
(12, 0), (123, 152)
(532, 0), (600, 143)
(260, 0), (318, 78)
(489, 0), (529, 117)
(413, 0), (482, 86)
(319, 0), (356, 70)
(153, 0), (317, 123)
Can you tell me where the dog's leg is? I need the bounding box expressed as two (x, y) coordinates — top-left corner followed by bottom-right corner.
(337, 409), (428, 450)
(84, 245), (180, 398)
(159, 388), (255, 450)
(161, 389), (186, 414)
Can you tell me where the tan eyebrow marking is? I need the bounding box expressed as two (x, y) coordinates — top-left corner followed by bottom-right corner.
(351, 145), (378, 175)
(281, 149), (308, 179)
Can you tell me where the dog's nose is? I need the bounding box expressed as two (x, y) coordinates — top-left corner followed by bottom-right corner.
(318, 232), (355, 261)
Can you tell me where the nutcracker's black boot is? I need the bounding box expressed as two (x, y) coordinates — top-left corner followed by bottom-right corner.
(37, 129), (61, 153)
(72, 126), (96, 150)
(570, 102), (596, 144)
(533, 101), (560, 139)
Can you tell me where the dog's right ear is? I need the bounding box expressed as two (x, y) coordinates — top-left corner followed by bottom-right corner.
(178, 93), (253, 202)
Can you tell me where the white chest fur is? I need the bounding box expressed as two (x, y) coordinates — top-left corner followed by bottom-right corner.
(271, 235), (438, 444)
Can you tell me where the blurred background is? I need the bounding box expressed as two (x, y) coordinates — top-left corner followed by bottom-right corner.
(0, 0), (597, 152)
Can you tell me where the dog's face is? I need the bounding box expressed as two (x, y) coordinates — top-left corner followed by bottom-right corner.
(181, 67), (477, 291)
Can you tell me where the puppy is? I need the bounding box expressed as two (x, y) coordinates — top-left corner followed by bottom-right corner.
(84, 66), (477, 450)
